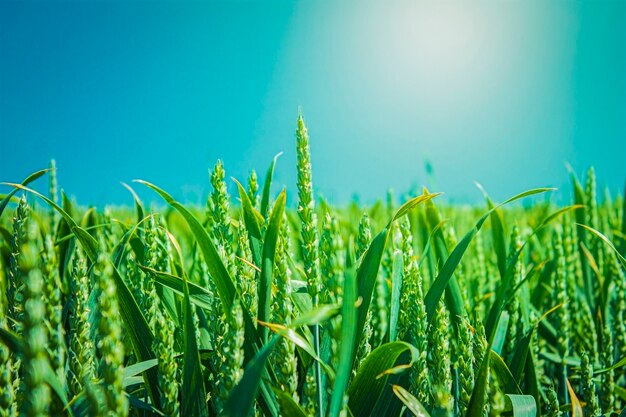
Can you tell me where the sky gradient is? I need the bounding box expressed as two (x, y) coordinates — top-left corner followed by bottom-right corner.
(1, 1), (625, 206)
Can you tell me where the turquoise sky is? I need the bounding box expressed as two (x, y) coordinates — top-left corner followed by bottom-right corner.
(1, 1), (624, 206)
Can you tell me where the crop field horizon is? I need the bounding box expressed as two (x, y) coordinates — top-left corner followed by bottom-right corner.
(1, 114), (625, 417)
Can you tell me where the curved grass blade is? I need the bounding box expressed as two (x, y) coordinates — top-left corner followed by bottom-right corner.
(475, 183), (507, 279)
(140, 265), (215, 310)
(621, 180), (626, 255)
(388, 250), (403, 342)
(258, 189), (286, 343)
(124, 359), (159, 381)
(56, 191), (74, 280)
(592, 354), (626, 376)
(392, 385), (431, 417)
(489, 350), (522, 394)
(577, 223), (626, 269)
(260, 152), (282, 219)
(273, 388), (308, 417)
(0, 327), (25, 356)
(392, 192), (442, 222)
(223, 336), (279, 417)
(127, 394), (167, 417)
(121, 182), (145, 226)
(570, 171), (595, 310)
(234, 178), (264, 266)
(509, 329), (535, 383)
(3, 183), (98, 260)
(261, 321), (334, 378)
(182, 269), (209, 417)
(355, 229), (387, 356)
(44, 363), (74, 417)
(566, 379), (583, 417)
(423, 197), (471, 323)
(347, 341), (417, 417)
(329, 264), (357, 417)
(112, 214), (154, 268)
(288, 303), (341, 328)
(504, 395), (536, 417)
(491, 312), (509, 355)
(0, 168), (49, 218)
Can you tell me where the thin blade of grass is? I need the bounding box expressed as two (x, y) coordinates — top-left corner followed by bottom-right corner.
(258, 189), (286, 343)
(392, 385), (431, 417)
(181, 269), (209, 417)
(234, 178), (264, 267)
(388, 251), (403, 342)
(0, 169), (49, 218)
(475, 183), (507, 279)
(504, 395), (536, 417)
(347, 341), (417, 417)
(260, 152), (282, 219)
(223, 336), (279, 417)
(121, 182), (145, 226)
(273, 388), (308, 417)
(577, 223), (626, 269)
(566, 379), (583, 417)
(328, 263), (357, 417)
(489, 350), (522, 394)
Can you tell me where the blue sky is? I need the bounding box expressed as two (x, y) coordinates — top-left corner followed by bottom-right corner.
(1, 1), (624, 206)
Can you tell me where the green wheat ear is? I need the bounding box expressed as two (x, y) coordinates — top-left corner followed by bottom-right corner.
(301, 364), (318, 416)
(545, 383), (561, 417)
(504, 225), (523, 363)
(48, 159), (58, 231)
(143, 216), (180, 417)
(398, 217), (429, 406)
(7, 196), (29, 333)
(93, 242), (128, 417)
(356, 212), (371, 262)
(247, 169), (259, 208)
(272, 214), (298, 402)
(600, 319), (615, 413)
(236, 219), (257, 318)
(19, 224), (51, 417)
(553, 231), (571, 406)
(319, 210), (344, 383)
(456, 317), (474, 416)
(41, 235), (66, 414)
(215, 298), (245, 414)
(320, 210), (344, 305)
(609, 249), (626, 359)
(208, 159), (235, 272)
(354, 211), (373, 369)
(0, 251), (16, 417)
(429, 299), (452, 414)
(580, 350), (600, 417)
(68, 247), (95, 398)
(296, 113), (321, 302)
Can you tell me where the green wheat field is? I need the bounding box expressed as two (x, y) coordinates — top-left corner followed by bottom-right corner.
(1, 115), (625, 417)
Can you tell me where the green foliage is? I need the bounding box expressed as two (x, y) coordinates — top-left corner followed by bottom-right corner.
(0, 115), (623, 417)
